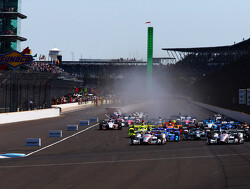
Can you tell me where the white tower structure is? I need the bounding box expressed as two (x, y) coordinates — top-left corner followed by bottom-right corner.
(49, 48), (61, 61)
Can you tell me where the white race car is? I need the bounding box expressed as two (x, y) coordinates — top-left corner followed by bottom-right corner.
(130, 130), (166, 145)
(214, 113), (222, 121)
(133, 112), (148, 119)
(207, 130), (244, 144)
(99, 119), (122, 130)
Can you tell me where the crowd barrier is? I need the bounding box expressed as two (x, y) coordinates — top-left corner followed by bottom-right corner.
(0, 108), (60, 124)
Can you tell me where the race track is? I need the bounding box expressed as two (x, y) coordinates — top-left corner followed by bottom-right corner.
(0, 97), (249, 189)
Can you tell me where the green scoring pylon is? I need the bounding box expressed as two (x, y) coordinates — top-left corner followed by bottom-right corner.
(147, 27), (153, 93)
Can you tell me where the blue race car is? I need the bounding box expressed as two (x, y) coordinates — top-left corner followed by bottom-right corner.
(152, 128), (180, 142)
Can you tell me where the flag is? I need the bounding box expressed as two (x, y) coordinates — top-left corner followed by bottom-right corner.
(33, 53), (38, 57)
(145, 22), (151, 24)
(39, 55), (46, 60)
(21, 47), (31, 55)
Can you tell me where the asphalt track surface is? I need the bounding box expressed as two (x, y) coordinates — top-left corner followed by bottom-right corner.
(0, 98), (249, 189)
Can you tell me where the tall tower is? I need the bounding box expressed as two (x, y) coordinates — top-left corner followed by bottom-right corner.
(147, 26), (153, 92)
(0, 0), (27, 54)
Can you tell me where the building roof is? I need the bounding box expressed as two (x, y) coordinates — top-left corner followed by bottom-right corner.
(162, 38), (250, 53)
(0, 35), (27, 42)
(0, 12), (27, 19)
(50, 48), (61, 51)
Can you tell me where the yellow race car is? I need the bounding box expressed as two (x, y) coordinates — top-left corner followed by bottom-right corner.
(129, 123), (155, 137)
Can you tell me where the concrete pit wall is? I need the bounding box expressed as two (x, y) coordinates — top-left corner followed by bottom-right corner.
(0, 108), (60, 124)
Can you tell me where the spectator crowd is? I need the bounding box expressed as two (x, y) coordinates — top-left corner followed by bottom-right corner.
(28, 61), (65, 74)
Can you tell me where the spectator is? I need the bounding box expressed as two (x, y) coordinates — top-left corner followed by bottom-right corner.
(29, 100), (33, 110)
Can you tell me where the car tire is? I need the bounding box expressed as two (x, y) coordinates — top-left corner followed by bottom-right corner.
(99, 124), (103, 130)
(175, 133), (180, 142)
(239, 139), (244, 144)
(161, 139), (166, 145)
(207, 139), (211, 145)
(130, 139), (134, 145)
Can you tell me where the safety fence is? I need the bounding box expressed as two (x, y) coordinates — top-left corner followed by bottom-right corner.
(0, 71), (82, 113)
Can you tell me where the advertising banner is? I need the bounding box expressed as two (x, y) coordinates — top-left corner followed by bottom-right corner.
(239, 89), (246, 104)
(0, 51), (33, 67)
(247, 89), (250, 106)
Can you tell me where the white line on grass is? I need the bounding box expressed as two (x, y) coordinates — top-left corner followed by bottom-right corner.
(25, 123), (99, 157)
(2, 152), (250, 168)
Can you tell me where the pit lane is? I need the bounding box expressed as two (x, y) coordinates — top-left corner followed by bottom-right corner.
(0, 97), (249, 189)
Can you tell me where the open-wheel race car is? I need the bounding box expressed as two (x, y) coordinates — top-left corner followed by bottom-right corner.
(99, 119), (122, 130)
(165, 128), (180, 142)
(130, 130), (166, 145)
(183, 127), (207, 140)
(207, 129), (244, 144)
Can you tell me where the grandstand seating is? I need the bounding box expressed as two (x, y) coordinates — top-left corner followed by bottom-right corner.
(192, 52), (250, 114)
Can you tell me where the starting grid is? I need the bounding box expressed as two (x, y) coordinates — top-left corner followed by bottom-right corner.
(0, 117), (98, 159)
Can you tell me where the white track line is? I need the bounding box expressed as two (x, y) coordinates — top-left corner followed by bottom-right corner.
(25, 123), (99, 157)
(2, 152), (250, 169)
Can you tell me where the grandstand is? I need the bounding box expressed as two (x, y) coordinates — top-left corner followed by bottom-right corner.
(192, 52), (250, 113)
(56, 39), (250, 88)
(162, 38), (250, 113)
(162, 38), (250, 79)
(1, 36), (249, 113)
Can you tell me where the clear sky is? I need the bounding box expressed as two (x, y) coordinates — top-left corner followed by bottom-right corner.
(21, 0), (250, 61)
